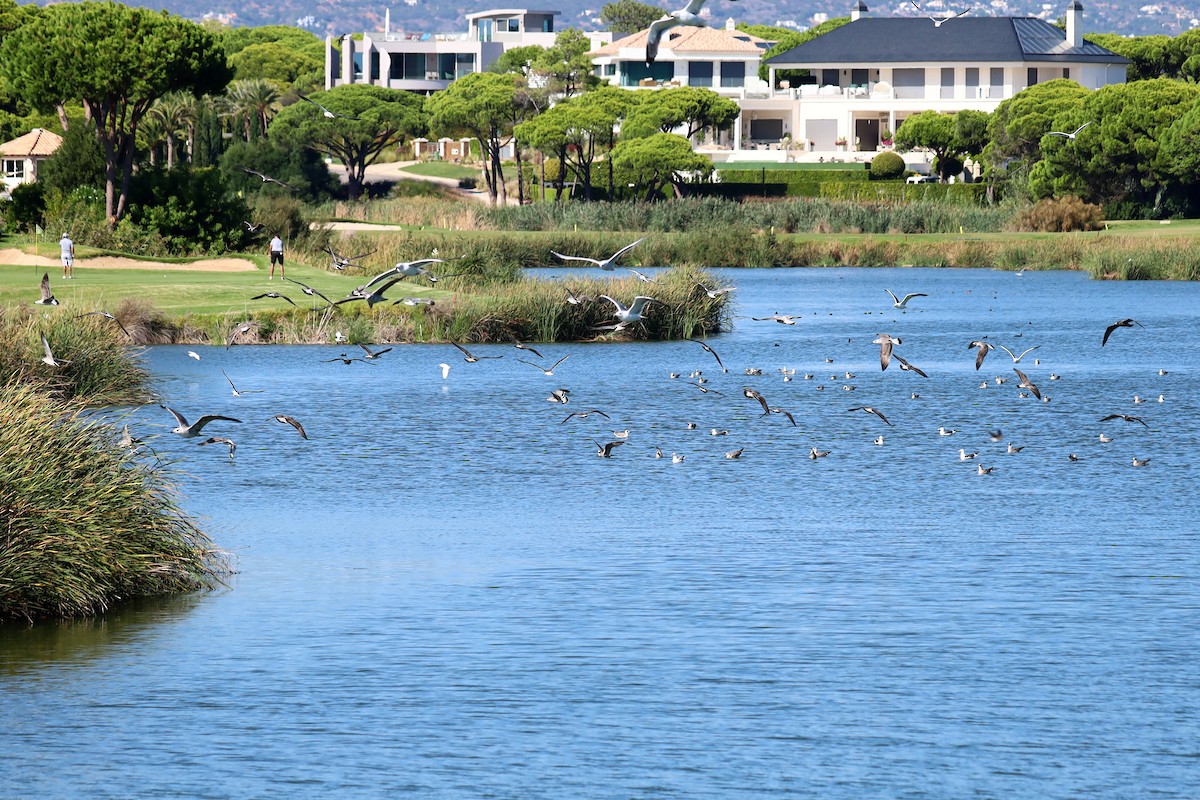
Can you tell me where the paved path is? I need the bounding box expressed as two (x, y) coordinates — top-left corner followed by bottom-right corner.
(327, 160), (513, 204)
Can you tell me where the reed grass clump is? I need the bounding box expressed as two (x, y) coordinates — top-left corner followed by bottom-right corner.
(0, 306), (152, 404)
(0, 382), (228, 621)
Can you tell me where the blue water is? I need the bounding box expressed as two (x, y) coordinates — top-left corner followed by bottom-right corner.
(3, 268), (1199, 798)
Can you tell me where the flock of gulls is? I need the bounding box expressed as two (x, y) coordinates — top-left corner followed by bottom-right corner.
(27, 229), (1174, 476)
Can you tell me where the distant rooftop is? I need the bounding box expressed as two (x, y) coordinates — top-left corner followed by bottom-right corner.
(0, 128), (63, 158)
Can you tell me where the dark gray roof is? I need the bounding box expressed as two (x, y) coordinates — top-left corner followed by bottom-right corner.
(767, 17), (1130, 66)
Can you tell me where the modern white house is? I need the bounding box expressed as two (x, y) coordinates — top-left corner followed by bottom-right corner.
(325, 8), (613, 93)
(0, 128), (62, 194)
(738, 0), (1129, 157)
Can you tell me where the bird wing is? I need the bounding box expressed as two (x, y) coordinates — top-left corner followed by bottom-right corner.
(551, 251), (599, 265)
(971, 342), (991, 370)
(611, 237), (647, 262)
(996, 344), (1017, 361)
(902, 293), (928, 304)
(1074, 122), (1092, 136)
(362, 267), (402, 290)
(646, 18), (673, 62)
(160, 405), (190, 429)
(885, 289), (899, 304)
(39, 272), (54, 302)
(452, 342), (474, 358)
(192, 415), (242, 433)
(548, 355), (571, 371)
(629, 296), (655, 314)
(516, 358), (545, 371)
(871, 408), (894, 426)
(278, 416), (308, 439)
(40, 334), (58, 363)
(878, 340), (894, 370)
(1047, 131), (1071, 138)
(1101, 322), (1119, 346)
(1014, 367), (1041, 399)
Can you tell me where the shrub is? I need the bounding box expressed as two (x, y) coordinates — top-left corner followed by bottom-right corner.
(125, 165), (251, 255)
(870, 151), (906, 180)
(1009, 195), (1105, 232)
(2, 181), (45, 232)
(0, 381), (227, 621)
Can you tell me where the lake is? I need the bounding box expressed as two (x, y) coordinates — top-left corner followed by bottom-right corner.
(2, 267), (1198, 798)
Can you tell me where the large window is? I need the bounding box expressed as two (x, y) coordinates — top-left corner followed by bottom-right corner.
(989, 67), (1004, 99)
(940, 67), (954, 99)
(689, 61), (713, 88)
(3, 159), (23, 179)
(620, 61), (674, 87)
(1027, 66), (1038, 87)
(966, 67), (979, 97)
(720, 62), (745, 88)
(438, 53), (456, 81)
(402, 53), (424, 80)
(893, 68), (925, 99)
(456, 53), (476, 79)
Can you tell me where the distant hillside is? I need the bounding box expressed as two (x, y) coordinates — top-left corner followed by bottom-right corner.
(22, 0), (1200, 38)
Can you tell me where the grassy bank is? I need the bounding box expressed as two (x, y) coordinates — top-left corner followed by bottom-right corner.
(0, 381), (228, 621)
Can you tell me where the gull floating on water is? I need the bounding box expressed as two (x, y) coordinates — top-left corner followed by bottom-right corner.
(976, 464), (995, 475)
(959, 449), (978, 461)
(547, 388), (570, 404)
(1131, 456), (1151, 467)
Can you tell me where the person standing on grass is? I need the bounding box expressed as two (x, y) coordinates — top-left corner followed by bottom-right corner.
(59, 233), (74, 279)
(268, 234), (284, 280)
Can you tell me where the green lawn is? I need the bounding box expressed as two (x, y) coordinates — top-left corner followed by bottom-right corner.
(0, 258), (443, 316)
(399, 162), (482, 180)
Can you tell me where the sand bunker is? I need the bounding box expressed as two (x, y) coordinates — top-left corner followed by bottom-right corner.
(0, 248), (255, 272)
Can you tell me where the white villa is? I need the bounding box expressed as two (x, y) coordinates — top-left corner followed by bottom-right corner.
(325, 8), (613, 93)
(0, 128), (62, 194)
(736, 0), (1129, 158)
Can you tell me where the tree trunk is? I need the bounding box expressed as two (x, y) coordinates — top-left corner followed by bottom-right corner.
(513, 142), (526, 205)
(56, 104), (70, 132)
(493, 141), (507, 206)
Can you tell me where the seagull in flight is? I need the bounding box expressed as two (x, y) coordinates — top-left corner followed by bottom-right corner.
(626, 268), (660, 284)
(1013, 367), (1041, 400)
(751, 314), (799, 325)
(696, 282), (734, 299)
(743, 387), (771, 415)
(357, 343), (393, 360)
(34, 272), (58, 306)
(296, 91), (360, 120)
(452, 342), (502, 363)
(968, 340), (994, 370)
(1102, 318), (1143, 346)
(909, 0), (971, 26)
(222, 369), (264, 396)
(240, 167), (295, 191)
(551, 237), (645, 271)
(873, 333), (902, 371)
(599, 295), (656, 325)
(564, 286), (595, 305)
(269, 414), (308, 439)
(997, 344), (1040, 364)
(517, 355), (570, 375)
(591, 439), (625, 458)
(1099, 413), (1149, 428)
(646, 0), (740, 63)
(324, 246), (376, 271)
(198, 437), (237, 459)
(893, 355), (928, 378)
(687, 338), (727, 372)
(160, 405), (241, 438)
(561, 409), (610, 424)
(507, 337), (543, 358)
(284, 277), (335, 307)
(250, 291), (297, 306)
(226, 321), (255, 349)
(849, 406), (894, 427)
(40, 334), (67, 367)
(885, 289), (927, 309)
(243, 220), (264, 233)
(1048, 122), (1092, 140)
(76, 310), (131, 337)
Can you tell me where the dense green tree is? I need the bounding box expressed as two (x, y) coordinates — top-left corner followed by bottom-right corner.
(220, 24), (324, 63)
(269, 84), (426, 200)
(622, 86), (739, 140)
(1156, 98), (1200, 212)
(41, 120), (106, 197)
(953, 109), (990, 159)
(426, 73), (523, 205)
(1032, 79), (1200, 213)
(611, 132), (709, 201)
(758, 17), (850, 84)
(734, 24), (794, 41)
(985, 78), (1089, 169)
(219, 139), (338, 201)
(516, 90), (624, 201)
(894, 111), (959, 181)
(535, 29), (597, 98)
(125, 165), (250, 255)
(491, 45), (548, 77)
(0, 3), (231, 225)
(599, 0), (665, 32)
(230, 42), (322, 87)
(1085, 34), (1177, 81)
(191, 99), (226, 167)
